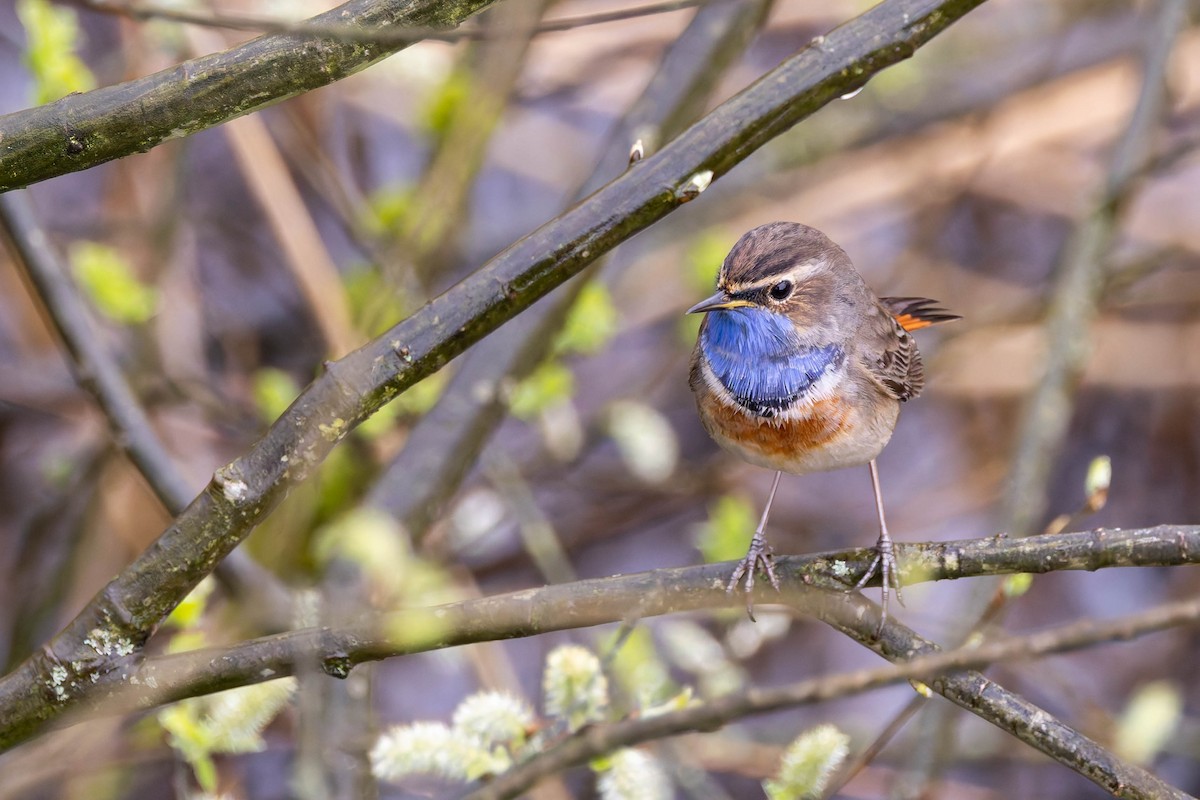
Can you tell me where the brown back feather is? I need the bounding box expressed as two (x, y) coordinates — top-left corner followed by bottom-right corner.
(865, 297), (958, 402)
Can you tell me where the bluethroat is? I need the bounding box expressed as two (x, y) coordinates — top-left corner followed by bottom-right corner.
(688, 222), (958, 623)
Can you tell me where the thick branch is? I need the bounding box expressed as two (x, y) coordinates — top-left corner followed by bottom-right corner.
(31, 525), (1200, 729)
(0, 0), (496, 191)
(0, 0), (988, 752)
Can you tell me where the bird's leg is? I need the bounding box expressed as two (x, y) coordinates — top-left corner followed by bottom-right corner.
(854, 459), (904, 629)
(727, 470), (783, 620)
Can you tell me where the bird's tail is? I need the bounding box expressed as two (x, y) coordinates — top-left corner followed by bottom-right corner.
(880, 296), (961, 332)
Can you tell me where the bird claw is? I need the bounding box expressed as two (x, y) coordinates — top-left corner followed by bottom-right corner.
(853, 532), (904, 634)
(727, 531), (780, 621)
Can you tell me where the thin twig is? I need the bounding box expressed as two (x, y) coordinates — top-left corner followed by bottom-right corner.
(899, 4), (1187, 793)
(485, 455), (578, 584)
(1001, 0), (1186, 538)
(186, 18), (362, 359)
(822, 693), (924, 797)
(0, 192), (293, 629)
(398, 0), (554, 285)
(77, 0), (705, 44)
(467, 591), (1200, 799)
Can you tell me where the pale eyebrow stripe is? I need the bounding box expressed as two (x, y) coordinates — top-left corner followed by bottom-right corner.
(723, 261), (819, 294)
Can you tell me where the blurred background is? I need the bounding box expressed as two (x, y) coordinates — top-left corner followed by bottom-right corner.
(0, 0), (1198, 797)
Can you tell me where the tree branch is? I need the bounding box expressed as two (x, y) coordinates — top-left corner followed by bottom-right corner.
(76, 0), (705, 45)
(0, 0), (497, 191)
(0, 0), (988, 752)
(469, 590), (1200, 800)
(24, 525), (1200, 731)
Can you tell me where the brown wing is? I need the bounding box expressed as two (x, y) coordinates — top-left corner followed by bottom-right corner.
(865, 296), (959, 401)
(863, 304), (925, 402)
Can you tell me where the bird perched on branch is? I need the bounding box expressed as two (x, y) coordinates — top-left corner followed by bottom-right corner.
(687, 222), (958, 623)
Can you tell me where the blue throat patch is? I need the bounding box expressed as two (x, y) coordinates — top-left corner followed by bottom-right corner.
(700, 306), (844, 417)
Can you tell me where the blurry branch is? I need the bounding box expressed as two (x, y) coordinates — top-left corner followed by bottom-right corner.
(2, 446), (106, 671)
(913, 6), (1189, 791)
(825, 693), (923, 796)
(485, 455), (578, 584)
(367, 0), (772, 536)
(271, 107), (385, 266)
(0, 0), (498, 191)
(0, 0), (986, 752)
(400, 0), (553, 284)
(471, 590), (1200, 800)
(0, 196), (192, 516)
(1001, 0), (1186, 538)
(186, 20), (362, 358)
(0, 192), (293, 631)
(222, 119), (361, 357)
(36, 525), (1200, 725)
(1104, 243), (1188, 296)
(76, 0), (705, 43)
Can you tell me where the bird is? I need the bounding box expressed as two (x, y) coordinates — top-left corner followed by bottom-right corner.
(687, 221), (958, 624)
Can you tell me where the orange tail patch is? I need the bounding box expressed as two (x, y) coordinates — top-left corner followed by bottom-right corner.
(881, 296), (961, 332)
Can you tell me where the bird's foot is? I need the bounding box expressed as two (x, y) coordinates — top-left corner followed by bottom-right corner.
(727, 530), (780, 621)
(853, 531), (904, 634)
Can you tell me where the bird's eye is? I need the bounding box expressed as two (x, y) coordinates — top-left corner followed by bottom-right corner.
(769, 280), (794, 301)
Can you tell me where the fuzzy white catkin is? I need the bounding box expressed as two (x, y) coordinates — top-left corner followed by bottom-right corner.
(196, 677), (297, 753)
(158, 676), (297, 795)
(597, 749), (672, 800)
(543, 645), (609, 731)
(370, 722), (469, 782)
(763, 724), (850, 800)
(452, 691), (534, 748)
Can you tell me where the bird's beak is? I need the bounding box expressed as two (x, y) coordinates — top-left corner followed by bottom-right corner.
(686, 290), (752, 314)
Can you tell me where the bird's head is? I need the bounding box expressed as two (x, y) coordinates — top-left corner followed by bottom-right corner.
(686, 222), (856, 334)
